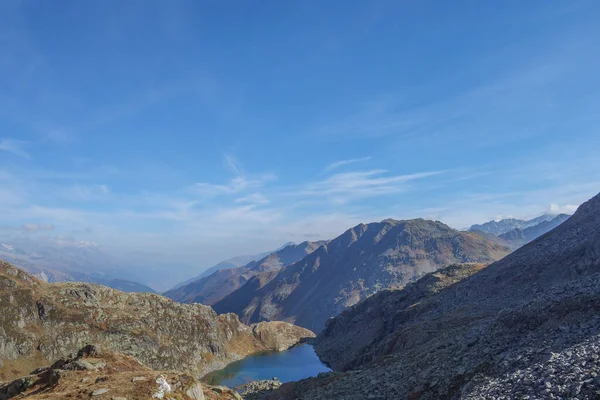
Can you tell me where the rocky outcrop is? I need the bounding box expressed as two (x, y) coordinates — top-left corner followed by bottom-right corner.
(260, 192), (600, 399)
(214, 219), (510, 332)
(0, 345), (241, 400)
(165, 241), (326, 306)
(237, 379), (282, 400)
(0, 261), (314, 381)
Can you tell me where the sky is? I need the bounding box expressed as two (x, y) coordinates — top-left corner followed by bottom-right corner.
(1, 0), (600, 279)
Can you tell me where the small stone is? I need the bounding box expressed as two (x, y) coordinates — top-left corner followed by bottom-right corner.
(91, 388), (110, 396)
(132, 376), (147, 382)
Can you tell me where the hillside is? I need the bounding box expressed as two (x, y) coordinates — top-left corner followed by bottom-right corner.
(213, 219), (510, 332)
(0, 260), (314, 381)
(165, 241), (325, 305)
(264, 192), (600, 399)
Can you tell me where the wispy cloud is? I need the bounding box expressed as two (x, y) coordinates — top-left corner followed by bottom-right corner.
(235, 192), (269, 205)
(60, 184), (111, 201)
(21, 223), (55, 232)
(192, 174), (276, 197)
(0, 138), (31, 159)
(224, 154), (243, 175)
(324, 156), (371, 172)
(0, 223), (54, 232)
(299, 169), (444, 204)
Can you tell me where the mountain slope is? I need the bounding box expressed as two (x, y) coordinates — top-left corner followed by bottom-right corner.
(0, 260), (314, 381)
(468, 214), (558, 235)
(214, 219), (510, 332)
(267, 192), (600, 399)
(499, 213), (570, 247)
(165, 241), (325, 305)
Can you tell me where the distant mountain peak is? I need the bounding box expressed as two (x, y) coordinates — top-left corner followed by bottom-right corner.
(469, 213), (572, 236)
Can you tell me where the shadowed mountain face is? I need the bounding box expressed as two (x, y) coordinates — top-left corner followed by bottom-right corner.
(164, 241), (326, 305)
(268, 192), (600, 399)
(0, 260), (314, 381)
(213, 219), (510, 332)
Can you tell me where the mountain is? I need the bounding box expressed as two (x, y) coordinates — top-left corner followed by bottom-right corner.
(468, 214), (559, 236)
(164, 241), (325, 305)
(499, 213), (570, 247)
(268, 193), (600, 399)
(168, 242), (296, 292)
(0, 259), (314, 381)
(213, 219), (510, 332)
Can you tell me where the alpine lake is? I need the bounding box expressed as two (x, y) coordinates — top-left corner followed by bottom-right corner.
(202, 343), (331, 387)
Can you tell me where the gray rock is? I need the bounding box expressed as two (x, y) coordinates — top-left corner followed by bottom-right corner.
(91, 388), (110, 396)
(185, 383), (205, 400)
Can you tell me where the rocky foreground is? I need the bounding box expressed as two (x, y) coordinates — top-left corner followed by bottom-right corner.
(0, 261), (314, 381)
(0, 345), (242, 399)
(256, 191), (600, 399)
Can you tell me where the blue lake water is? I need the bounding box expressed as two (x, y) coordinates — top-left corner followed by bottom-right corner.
(202, 344), (331, 387)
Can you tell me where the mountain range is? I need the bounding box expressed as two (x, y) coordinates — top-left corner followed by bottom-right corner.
(165, 241), (326, 305)
(468, 213), (563, 236)
(497, 213), (570, 247)
(213, 219), (510, 332)
(266, 192), (600, 399)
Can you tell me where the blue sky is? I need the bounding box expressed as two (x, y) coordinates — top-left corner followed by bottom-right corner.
(1, 0), (599, 271)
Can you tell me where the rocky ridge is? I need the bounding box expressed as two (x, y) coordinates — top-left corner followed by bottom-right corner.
(0, 261), (314, 381)
(214, 219), (510, 332)
(260, 191), (600, 399)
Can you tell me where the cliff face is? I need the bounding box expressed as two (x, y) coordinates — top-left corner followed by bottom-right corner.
(0, 261), (314, 381)
(214, 219), (510, 332)
(262, 192), (600, 399)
